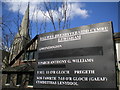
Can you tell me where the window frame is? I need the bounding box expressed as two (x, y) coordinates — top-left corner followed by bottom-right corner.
(5, 74), (11, 86)
(28, 73), (34, 86)
(23, 50), (36, 61)
(16, 74), (22, 86)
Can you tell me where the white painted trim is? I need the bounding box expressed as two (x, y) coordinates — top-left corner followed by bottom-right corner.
(5, 84), (10, 86)
(16, 84), (20, 87)
(21, 59), (36, 62)
(27, 85), (33, 88)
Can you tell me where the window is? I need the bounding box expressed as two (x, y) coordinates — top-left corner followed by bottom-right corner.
(28, 74), (34, 86)
(29, 52), (34, 60)
(6, 74), (11, 85)
(24, 52), (29, 60)
(24, 50), (36, 61)
(16, 74), (22, 86)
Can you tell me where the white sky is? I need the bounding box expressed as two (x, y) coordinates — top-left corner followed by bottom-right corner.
(2, 0), (120, 2)
(4, 2), (89, 22)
